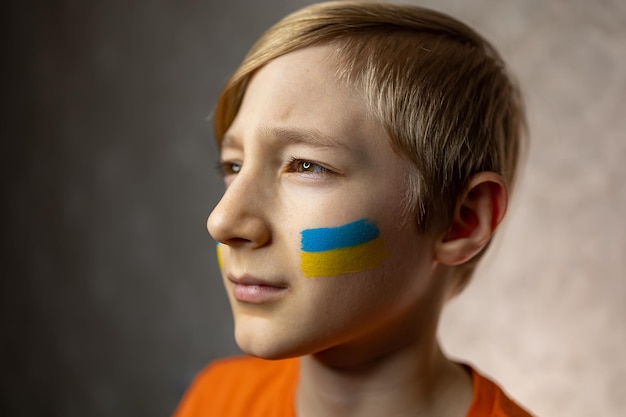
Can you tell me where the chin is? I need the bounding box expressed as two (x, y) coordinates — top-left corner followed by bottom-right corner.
(233, 324), (320, 360)
(236, 339), (299, 360)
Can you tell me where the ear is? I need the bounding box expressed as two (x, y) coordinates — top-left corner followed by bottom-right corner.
(434, 172), (508, 266)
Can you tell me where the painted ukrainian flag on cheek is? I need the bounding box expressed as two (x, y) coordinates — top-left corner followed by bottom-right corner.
(300, 219), (387, 278)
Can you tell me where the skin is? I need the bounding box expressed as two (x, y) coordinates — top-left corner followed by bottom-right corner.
(207, 45), (507, 417)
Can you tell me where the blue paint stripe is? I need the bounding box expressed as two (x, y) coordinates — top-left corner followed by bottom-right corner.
(301, 219), (380, 252)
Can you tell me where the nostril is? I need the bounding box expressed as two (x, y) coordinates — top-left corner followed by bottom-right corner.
(227, 237), (254, 246)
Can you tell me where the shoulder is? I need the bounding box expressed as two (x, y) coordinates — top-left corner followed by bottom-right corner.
(465, 365), (535, 417)
(172, 356), (299, 417)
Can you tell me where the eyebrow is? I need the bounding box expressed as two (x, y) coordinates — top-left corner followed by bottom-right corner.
(221, 125), (352, 152)
(264, 126), (351, 151)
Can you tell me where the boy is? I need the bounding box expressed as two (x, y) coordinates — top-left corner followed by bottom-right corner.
(175, 1), (531, 416)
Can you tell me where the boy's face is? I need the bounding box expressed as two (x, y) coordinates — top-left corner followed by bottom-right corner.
(208, 45), (440, 362)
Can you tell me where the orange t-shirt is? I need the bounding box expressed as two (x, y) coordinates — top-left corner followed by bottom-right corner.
(173, 356), (533, 417)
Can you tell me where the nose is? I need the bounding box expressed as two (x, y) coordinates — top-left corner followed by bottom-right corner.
(207, 173), (271, 249)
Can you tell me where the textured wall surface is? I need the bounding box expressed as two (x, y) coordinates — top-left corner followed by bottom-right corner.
(2, 1), (624, 416)
(433, 1), (626, 416)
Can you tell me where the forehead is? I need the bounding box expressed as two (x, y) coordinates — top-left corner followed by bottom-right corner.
(224, 45), (383, 149)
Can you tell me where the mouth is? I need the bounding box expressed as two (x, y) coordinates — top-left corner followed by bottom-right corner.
(227, 274), (289, 304)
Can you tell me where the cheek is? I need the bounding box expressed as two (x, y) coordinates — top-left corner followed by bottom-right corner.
(299, 218), (387, 278)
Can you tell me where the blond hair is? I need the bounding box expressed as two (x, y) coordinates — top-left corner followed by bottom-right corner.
(214, 1), (527, 286)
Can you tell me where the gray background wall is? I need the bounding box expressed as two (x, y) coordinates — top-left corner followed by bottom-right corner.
(2, 1), (624, 416)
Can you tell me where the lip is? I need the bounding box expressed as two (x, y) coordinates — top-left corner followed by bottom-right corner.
(227, 274), (289, 304)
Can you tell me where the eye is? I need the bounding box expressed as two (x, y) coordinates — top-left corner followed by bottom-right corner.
(216, 160), (242, 177)
(288, 158), (331, 174)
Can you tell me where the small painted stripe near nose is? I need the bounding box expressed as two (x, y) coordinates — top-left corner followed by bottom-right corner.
(216, 243), (224, 270)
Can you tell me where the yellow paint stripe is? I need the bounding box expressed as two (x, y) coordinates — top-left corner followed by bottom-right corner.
(216, 243), (224, 270)
(300, 237), (386, 278)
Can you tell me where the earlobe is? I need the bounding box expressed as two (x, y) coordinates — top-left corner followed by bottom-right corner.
(435, 172), (508, 266)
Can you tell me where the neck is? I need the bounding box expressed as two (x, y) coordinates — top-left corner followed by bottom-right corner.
(297, 338), (472, 417)
(296, 267), (473, 417)
(297, 340), (472, 417)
